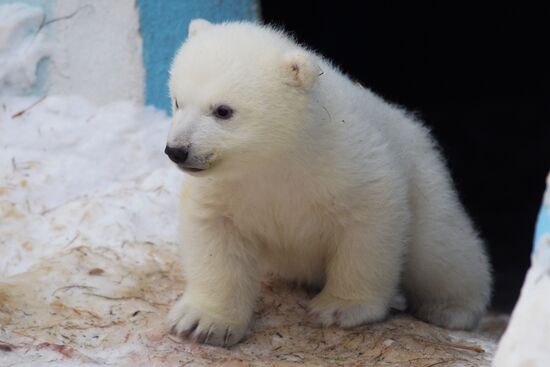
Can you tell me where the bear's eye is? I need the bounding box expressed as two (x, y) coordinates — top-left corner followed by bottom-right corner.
(213, 105), (233, 120)
(174, 99), (180, 109)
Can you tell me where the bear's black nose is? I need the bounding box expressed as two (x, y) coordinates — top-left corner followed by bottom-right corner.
(164, 145), (189, 164)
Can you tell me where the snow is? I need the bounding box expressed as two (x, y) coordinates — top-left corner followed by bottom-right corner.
(0, 95), (181, 277)
(0, 3), (51, 95)
(0, 94), (187, 366)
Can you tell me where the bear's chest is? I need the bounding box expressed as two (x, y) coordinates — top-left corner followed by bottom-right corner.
(229, 181), (340, 253)
(232, 191), (334, 284)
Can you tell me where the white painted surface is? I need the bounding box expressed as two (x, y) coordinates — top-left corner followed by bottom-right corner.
(492, 254), (550, 366)
(48, 0), (145, 104)
(493, 176), (550, 367)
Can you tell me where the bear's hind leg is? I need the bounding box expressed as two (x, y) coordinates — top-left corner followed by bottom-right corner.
(403, 197), (492, 330)
(310, 220), (406, 328)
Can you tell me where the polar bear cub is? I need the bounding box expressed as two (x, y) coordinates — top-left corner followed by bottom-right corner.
(164, 19), (492, 346)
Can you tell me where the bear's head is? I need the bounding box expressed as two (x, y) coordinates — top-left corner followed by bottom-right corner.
(165, 19), (320, 176)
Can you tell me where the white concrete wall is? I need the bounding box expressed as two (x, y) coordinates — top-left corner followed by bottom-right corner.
(48, 0), (144, 104)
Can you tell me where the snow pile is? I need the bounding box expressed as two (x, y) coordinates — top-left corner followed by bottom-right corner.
(0, 96), (181, 277)
(0, 95), (186, 366)
(0, 3), (51, 95)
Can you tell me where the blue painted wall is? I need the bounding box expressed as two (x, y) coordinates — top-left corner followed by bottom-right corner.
(534, 178), (550, 252)
(136, 0), (259, 113)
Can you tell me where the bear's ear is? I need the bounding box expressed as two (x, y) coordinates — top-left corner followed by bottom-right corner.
(280, 50), (318, 90)
(188, 18), (213, 38)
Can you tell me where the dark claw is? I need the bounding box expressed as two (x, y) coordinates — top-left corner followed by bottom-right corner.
(204, 326), (213, 344)
(181, 321), (199, 337)
(223, 328), (232, 347)
(196, 330), (208, 344)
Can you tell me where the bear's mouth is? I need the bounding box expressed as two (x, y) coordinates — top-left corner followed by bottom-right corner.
(175, 153), (216, 174)
(181, 166), (204, 172)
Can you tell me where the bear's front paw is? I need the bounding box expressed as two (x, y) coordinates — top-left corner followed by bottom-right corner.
(166, 297), (248, 347)
(309, 292), (389, 328)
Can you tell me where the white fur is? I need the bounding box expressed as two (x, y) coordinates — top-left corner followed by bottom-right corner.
(165, 20), (492, 346)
